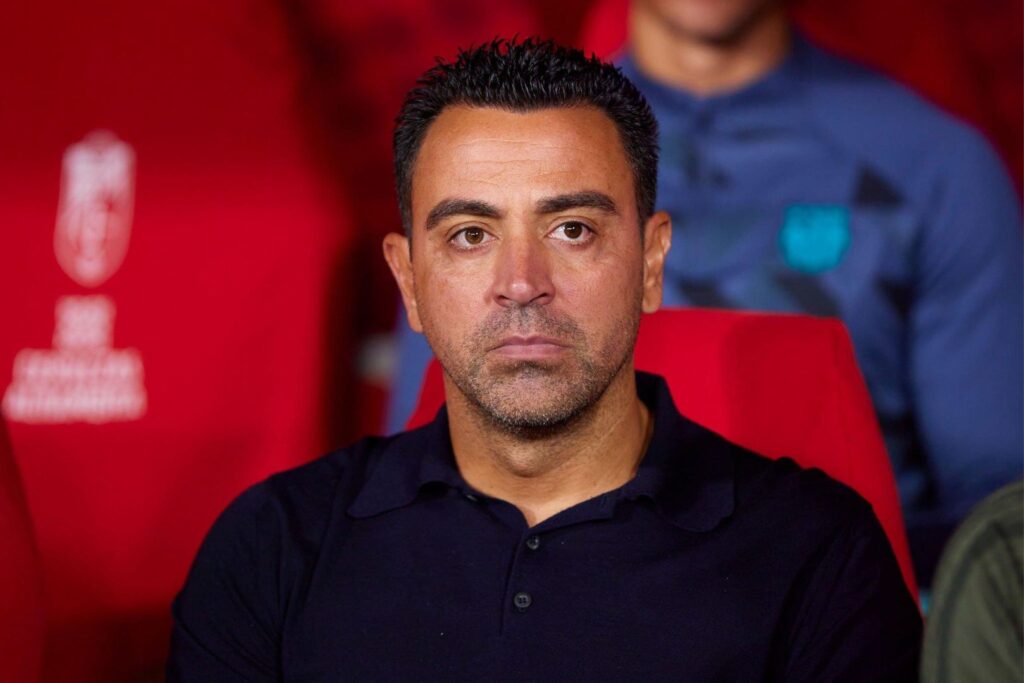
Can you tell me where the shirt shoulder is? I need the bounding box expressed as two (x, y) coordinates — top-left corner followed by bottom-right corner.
(250, 436), (379, 520)
(797, 41), (1007, 195)
(168, 424), (441, 679)
(720, 443), (922, 678)
(198, 424), (441, 582)
(922, 481), (1023, 681)
(240, 424), (436, 542)
(928, 480), (1023, 609)
(729, 444), (877, 540)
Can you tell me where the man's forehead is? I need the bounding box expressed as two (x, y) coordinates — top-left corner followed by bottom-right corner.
(410, 105), (632, 208)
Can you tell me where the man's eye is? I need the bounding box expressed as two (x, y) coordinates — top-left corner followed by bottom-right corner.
(550, 221), (592, 242)
(450, 226), (492, 248)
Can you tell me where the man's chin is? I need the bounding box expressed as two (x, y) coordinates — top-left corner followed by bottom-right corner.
(467, 367), (598, 436)
(481, 363), (569, 401)
(476, 396), (588, 438)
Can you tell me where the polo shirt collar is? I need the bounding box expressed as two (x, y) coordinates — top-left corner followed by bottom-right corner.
(349, 372), (736, 533)
(347, 408), (464, 517)
(621, 373), (736, 532)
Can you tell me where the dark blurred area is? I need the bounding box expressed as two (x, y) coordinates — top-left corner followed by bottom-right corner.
(0, 0), (1019, 680)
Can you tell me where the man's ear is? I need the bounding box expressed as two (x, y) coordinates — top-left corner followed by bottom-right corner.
(640, 211), (672, 314)
(382, 232), (424, 333)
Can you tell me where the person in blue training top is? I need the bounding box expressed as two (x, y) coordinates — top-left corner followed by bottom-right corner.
(389, 0), (1023, 585)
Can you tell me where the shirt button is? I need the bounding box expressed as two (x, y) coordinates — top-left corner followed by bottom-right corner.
(525, 535), (541, 550)
(513, 592), (532, 611)
(463, 492), (479, 503)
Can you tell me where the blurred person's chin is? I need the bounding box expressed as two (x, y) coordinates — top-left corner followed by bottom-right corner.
(636, 0), (781, 45)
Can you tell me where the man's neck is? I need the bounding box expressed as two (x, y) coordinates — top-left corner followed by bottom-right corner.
(446, 370), (652, 527)
(629, 3), (791, 97)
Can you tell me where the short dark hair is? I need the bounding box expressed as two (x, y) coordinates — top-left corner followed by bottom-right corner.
(393, 37), (659, 232)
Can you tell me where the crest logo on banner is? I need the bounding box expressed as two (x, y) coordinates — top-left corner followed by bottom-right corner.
(3, 131), (148, 424)
(54, 131), (136, 287)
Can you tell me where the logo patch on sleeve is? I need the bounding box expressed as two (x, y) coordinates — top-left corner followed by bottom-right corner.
(779, 205), (851, 273)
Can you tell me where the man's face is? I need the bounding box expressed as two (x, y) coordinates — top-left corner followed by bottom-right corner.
(384, 106), (670, 433)
(635, 0), (782, 44)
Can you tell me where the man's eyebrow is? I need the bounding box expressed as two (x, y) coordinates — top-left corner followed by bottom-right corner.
(536, 191), (618, 215)
(424, 198), (503, 231)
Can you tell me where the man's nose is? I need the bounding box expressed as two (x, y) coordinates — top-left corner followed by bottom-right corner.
(491, 233), (554, 308)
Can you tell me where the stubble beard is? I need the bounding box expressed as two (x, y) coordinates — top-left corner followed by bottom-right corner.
(427, 303), (641, 440)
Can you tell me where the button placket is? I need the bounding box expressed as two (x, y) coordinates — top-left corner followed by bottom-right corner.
(503, 531), (545, 626)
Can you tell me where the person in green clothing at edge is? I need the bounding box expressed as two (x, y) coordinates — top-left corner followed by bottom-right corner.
(921, 479), (1023, 682)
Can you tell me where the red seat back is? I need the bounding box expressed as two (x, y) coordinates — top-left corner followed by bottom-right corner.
(407, 307), (917, 597)
(0, 417), (45, 683)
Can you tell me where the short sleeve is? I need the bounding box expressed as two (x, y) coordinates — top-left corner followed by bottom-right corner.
(779, 501), (922, 681)
(167, 483), (283, 682)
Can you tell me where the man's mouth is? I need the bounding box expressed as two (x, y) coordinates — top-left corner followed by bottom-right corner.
(489, 335), (569, 360)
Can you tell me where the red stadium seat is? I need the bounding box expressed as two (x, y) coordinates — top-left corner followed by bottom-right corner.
(407, 307), (918, 598)
(0, 417), (45, 683)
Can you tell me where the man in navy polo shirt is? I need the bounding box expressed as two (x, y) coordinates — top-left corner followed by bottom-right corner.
(389, 0), (1024, 586)
(169, 39), (920, 680)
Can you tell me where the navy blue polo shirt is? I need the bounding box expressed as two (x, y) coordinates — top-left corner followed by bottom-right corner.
(169, 374), (921, 681)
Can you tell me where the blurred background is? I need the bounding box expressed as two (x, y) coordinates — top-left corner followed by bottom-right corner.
(0, 0), (1020, 680)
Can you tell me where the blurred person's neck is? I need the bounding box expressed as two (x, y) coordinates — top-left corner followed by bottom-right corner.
(629, 3), (790, 97)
